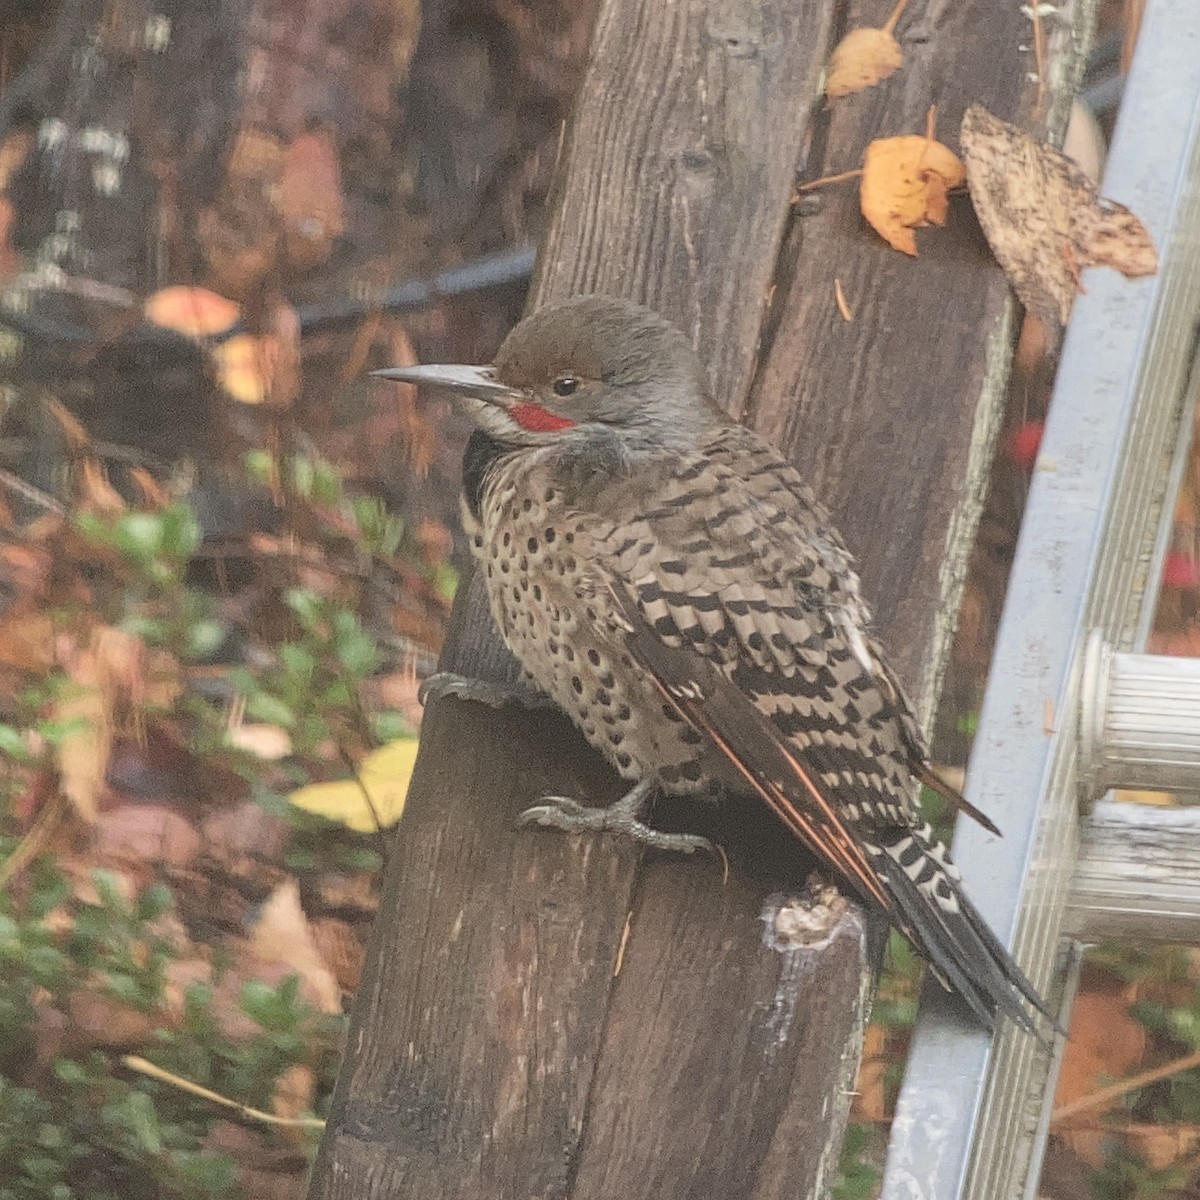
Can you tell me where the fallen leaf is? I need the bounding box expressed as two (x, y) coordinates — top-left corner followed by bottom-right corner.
(96, 804), (202, 866)
(212, 301), (300, 408)
(144, 286), (240, 338)
(1008, 421), (1044, 470)
(961, 104), (1157, 336)
(280, 129), (345, 270)
(860, 134), (965, 256)
(77, 458), (126, 515)
(272, 1062), (317, 1126)
(0, 609), (57, 672)
(198, 129), (285, 298)
(0, 127), (33, 189)
(1111, 788), (1176, 806)
(201, 800), (290, 864)
(249, 879), (342, 1014)
(287, 737), (418, 832)
(851, 1020), (891, 1122)
(826, 28), (902, 99)
(54, 628), (181, 822)
(826, 0), (909, 99)
(310, 917), (366, 993)
(55, 646), (112, 823)
(66, 989), (159, 1050)
(1125, 1122), (1200, 1171)
(226, 721), (293, 761)
(1054, 985), (1146, 1116)
(0, 196), (19, 281)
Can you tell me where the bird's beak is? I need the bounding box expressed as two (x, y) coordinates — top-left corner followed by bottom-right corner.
(372, 364), (523, 408)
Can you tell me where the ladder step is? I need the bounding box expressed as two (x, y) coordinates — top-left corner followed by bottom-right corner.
(1068, 799), (1200, 942)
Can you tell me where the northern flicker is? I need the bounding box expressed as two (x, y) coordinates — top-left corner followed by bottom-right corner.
(376, 295), (1051, 1035)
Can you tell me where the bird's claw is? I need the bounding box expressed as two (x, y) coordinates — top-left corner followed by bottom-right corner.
(518, 794), (715, 856)
(419, 671), (552, 710)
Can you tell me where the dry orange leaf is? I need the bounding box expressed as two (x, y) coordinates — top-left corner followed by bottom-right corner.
(77, 458), (126, 516)
(54, 627), (182, 823)
(144, 286), (240, 338)
(213, 336), (270, 403)
(0, 127), (33, 189)
(860, 134), (965, 256)
(826, 28), (902, 99)
(280, 129), (345, 270)
(826, 0), (909, 99)
(0, 610), (57, 672)
(55, 644), (114, 823)
(1054, 986), (1146, 1120)
(213, 331), (296, 409)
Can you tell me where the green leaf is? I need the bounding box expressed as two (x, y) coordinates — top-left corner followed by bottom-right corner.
(279, 644), (317, 683)
(335, 629), (378, 675)
(244, 449), (275, 484)
(92, 870), (130, 915)
(185, 619), (225, 660)
(136, 884), (172, 922)
(311, 461), (342, 507)
(158, 504), (201, 557)
(53, 1059), (88, 1085)
(433, 563), (459, 603)
(371, 709), (410, 744)
(290, 455), (316, 498)
(115, 512), (165, 558)
(245, 693), (296, 729)
(285, 589), (324, 630)
(0, 723), (29, 759)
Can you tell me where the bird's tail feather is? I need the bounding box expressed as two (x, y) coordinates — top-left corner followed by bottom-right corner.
(874, 826), (1057, 1039)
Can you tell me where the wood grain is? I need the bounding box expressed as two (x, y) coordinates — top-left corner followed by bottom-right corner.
(310, 1), (843, 1197)
(1068, 800), (1200, 943)
(748, 0), (1087, 712)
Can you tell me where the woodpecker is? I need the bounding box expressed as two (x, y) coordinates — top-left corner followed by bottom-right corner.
(376, 295), (1051, 1035)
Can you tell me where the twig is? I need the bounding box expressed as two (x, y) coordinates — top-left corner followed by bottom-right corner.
(614, 910), (633, 976)
(883, 0), (911, 36)
(1053, 1046), (1200, 1123)
(794, 168), (864, 196)
(834, 279), (854, 322)
(122, 1055), (326, 1130)
(0, 467), (65, 515)
(0, 793), (65, 891)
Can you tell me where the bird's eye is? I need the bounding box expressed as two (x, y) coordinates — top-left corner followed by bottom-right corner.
(552, 376), (579, 397)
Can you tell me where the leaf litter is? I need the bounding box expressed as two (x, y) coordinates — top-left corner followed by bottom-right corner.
(961, 103), (1157, 338)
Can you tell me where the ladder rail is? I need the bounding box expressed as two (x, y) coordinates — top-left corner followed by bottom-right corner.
(880, 2), (1200, 1195)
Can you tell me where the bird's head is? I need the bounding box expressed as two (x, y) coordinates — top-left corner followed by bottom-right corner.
(374, 295), (721, 454)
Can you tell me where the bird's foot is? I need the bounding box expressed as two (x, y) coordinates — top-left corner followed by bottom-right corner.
(518, 778), (714, 856)
(419, 671), (552, 711)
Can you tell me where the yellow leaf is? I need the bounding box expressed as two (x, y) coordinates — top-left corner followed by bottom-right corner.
(212, 334), (276, 405)
(860, 134), (965, 256)
(288, 738), (418, 832)
(826, 27), (903, 99)
(144, 286), (240, 338)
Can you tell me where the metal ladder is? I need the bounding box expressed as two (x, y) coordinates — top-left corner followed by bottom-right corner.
(881, 1), (1200, 1195)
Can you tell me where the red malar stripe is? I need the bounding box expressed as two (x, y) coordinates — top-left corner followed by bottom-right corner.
(510, 403), (575, 432)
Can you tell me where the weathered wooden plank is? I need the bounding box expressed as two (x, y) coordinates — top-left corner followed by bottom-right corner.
(309, 2), (841, 1196)
(535, 1), (832, 406)
(749, 0), (1083, 712)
